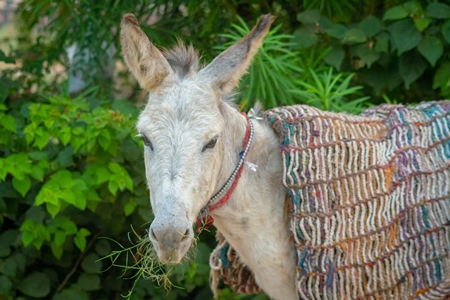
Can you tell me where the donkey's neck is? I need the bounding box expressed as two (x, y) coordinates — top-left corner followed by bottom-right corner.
(210, 102), (297, 300)
(212, 101), (285, 220)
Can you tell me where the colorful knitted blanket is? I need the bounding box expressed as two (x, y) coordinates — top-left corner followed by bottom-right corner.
(210, 101), (450, 299)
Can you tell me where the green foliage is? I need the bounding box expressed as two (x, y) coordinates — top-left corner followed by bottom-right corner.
(291, 1), (450, 102)
(215, 17), (303, 109)
(215, 17), (366, 111)
(18, 272), (51, 298)
(291, 68), (370, 113)
(3, 0), (443, 299)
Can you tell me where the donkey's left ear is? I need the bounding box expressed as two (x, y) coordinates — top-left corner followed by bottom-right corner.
(199, 15), (274, 95)
(120, 13), (173, 91)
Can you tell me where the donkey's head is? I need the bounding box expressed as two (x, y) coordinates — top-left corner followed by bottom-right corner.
(120, 13), (273, 264)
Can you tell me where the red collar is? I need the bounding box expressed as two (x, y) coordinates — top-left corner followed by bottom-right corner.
(196, 113), (253, 233)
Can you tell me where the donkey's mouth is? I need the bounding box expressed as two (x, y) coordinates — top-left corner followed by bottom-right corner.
(149, 225), (194, 265)
(153, 237), (193, 265)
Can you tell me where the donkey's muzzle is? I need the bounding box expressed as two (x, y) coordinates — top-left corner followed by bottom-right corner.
(149, 219), (193, 264)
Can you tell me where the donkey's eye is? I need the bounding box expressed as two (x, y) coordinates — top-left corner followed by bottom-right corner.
(202, 137), (218, 152)
(141, 135), (153, 151)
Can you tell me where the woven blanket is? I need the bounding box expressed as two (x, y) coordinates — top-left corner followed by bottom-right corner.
(210, 101), (450, 299)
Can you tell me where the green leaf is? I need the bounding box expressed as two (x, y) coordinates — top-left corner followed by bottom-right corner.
(34, 127), (50, 150)
(57, 146), (74, 168)
(356, 44), (381, 68)
(46, 202), (62, 218)
(388, 19), (422, 55)
(0, 276), (12, 296)
(417, 35), (443, 66)
(77, 273), (101, 291)
(74, 234), (87, 252)
(18, 272), (50, 298)
(325, 24), (347, 39)
(318, 16), (332, 31)
(399, 51), (427, 88)
(124, 201), (136, 216)
(60, 218), (78, 235)
(91, 166), (110, 184)
(21, 231), (34, 247)
(413, 16), (432, 32)
(86, 190), (101, 204)
(34, 225), (51, 248)
(427, 2), (450, 19)
(0, 182), (19, 198)
(59, 127), (71, 146)
(94, 239), (111, 256)
(54, 230), (66, 247)
(20, 219), (36, 232)
(291, 28), (318, 49)
(442, 20), (450, 44)
(433, 61), (450, 89)
(108, 162), (122, 173)
(383, 6), (409, 20)
(63, 190), (77, 206)
(404, 1), (423, 14)
(36, 182), (58, 206)
(0, 115), (16, 132)
(73, 190), (87, 210)
(81, 253), (102, 273)
(51, 243), (63, 259)
(98, 129), (111, 150)
(1, 257), (17, 276)
(43, 118), (54, 129)
(125, 174), (133, 192)
(323, 45), (345, 70)
(31, 165), (45, 181)
(359, 16), (383, 38)
(5, 154), (32, 180)
(53, 287), (88, 300)
(0, 237), (9, 257)
(72, 126), (84, 135)
(28, 151), (48, 161)
(297, 10), (320, 24)
(341, 28), (367, 44)
(12, 176), (31, 197)
(375, 32), (390, 53)
(25, 206), (46, 223)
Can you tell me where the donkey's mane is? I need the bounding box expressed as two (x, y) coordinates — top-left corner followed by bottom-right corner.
(163, 41), (200, 78)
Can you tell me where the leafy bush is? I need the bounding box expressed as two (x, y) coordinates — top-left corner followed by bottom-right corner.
(216, 17), (369, 111)
(0, 1), (281, 298)
(291, 1), (450, 103)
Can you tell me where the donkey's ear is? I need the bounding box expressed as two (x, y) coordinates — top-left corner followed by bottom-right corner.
(120, 13), (173, 91)
(199, 15), (274, 94)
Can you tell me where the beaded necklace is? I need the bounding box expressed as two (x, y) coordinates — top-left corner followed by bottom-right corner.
(196, 113), (254, 233)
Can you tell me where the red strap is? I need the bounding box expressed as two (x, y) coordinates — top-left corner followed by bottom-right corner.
(196, 113), (251, 233)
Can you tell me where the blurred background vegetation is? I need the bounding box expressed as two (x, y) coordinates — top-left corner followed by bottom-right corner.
(1, 0), (450, 299)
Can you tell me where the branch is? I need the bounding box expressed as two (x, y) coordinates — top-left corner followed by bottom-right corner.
(55, 230), (104, 294)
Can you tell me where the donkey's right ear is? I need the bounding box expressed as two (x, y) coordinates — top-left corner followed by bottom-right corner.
(120, 13), (173, 91)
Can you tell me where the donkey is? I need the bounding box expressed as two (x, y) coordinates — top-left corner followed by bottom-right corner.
(120, 13), (297, 299)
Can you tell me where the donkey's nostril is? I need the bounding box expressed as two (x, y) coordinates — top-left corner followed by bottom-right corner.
(150, 228), (158, 241)
(181, 228), (191, 242)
